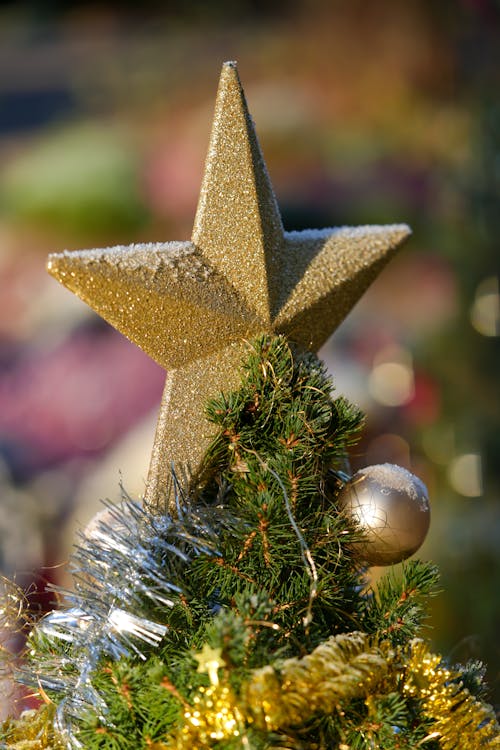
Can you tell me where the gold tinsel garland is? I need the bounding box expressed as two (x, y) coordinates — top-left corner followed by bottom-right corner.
(167, 633), (392, 748)
(8, 636), (486, 750)
(0, 706), (63, 750)
(0, 579), (62, 749)
(168, 634), (500, 749)
(403, 639), (500, 750)
(168, 683), (246, 749)
(2, 629), (499, 748)
(245, 631), (391, 731)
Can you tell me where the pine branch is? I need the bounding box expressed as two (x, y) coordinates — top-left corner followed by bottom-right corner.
(196, 335), (367, 649)
(13, 333), (498, 750)
(20, 495), (227, 747)
(203, 335), (363, 484)
(361, 560), (440, 645)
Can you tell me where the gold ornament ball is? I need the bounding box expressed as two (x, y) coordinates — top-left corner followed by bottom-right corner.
(337, 463), (430, 566)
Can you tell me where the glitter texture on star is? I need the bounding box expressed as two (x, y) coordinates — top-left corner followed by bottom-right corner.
(48, 62), (410, 509)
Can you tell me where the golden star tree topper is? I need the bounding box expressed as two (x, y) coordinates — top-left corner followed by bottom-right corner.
(47, 61), (410, 510)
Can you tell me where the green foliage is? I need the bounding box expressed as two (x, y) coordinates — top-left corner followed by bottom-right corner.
(204, 335), (363, 478)
(453, 659), (490, 701)
(75, 658), (183, 749)
(339, 691), (439, 750)
(197, 336), (366, 655)
(15, 335), (498, 749)
(361, 559), (441, 645)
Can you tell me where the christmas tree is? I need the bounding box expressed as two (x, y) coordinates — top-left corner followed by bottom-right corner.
(1, 62), (498, 750)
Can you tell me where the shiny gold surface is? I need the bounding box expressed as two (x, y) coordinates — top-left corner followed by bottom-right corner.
(48, 62), (410, 510)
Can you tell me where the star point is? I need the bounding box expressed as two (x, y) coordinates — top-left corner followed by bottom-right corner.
(47, 62), (410, 511)
(192, 60), (284, 325)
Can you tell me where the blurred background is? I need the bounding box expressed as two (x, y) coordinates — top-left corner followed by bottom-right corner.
(0, 0), (498, 710)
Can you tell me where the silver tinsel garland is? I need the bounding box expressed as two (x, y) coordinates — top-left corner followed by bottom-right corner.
(23, 488), (226, 748)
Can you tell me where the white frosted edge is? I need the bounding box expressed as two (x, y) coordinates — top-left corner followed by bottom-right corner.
(51, 241), (195, 261)
(285, 224), (411, 241)
(356, 463), (429, 506)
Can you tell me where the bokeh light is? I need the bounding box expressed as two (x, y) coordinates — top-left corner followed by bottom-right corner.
(448, 453), (483, 498)
(369, 346), (415, 407)
(0, 0), (498, 708)
(470, 276), (500, 337)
